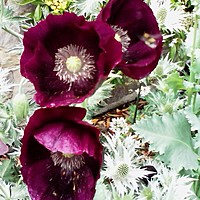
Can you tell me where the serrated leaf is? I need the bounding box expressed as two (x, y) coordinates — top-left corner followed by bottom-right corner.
(87, 82), (114, 108)
(94, 181), (112, 200)
(185, 107), (200, 132)
(190, 60), (200, 79)
(132, 112), (199, 171)
(0, 159), (19, 182)
(165, 72), (185, 93)
(193, 131), (200, 149)
(11, 183), (29, 199)
(0, 179), (29, 199)
(0, 179), (10, 199)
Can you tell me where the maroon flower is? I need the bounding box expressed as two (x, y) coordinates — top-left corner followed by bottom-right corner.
(20, 106), (103, 200)
(97, 0), (162, 80)
(20, 12), (122, 107)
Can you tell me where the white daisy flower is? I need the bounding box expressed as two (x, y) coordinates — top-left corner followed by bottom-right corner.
(109, 117), (130, 135)
(149, 0), (187, 32)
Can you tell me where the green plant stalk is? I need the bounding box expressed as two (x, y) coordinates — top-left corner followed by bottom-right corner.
(187, 14), (198, 107)
(103, 71), (123, 85)
(133, 82), (141, 124)
(18, 77), (27, 94)
(0, 0), (4, 21)
(2, 26), (23, 40)
(194, 174), (200, 198)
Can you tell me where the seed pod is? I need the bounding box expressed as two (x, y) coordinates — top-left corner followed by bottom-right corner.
(12, 93), (29, 121)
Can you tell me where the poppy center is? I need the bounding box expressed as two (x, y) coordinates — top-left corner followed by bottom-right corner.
(112, 25), (130, 52)
(66, 56), (82, 73)
(54, 44), (96, 87)
(51, 152), (85, 172)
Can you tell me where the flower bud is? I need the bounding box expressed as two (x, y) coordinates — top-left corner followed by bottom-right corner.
(12, 93), (29, 121)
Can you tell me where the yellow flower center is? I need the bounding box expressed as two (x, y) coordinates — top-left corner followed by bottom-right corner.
(44, 0), (67, 14)
(54, 45), (96, 87)
(66, 56), (82, 73)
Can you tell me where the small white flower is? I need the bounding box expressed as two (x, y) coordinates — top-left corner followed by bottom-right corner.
(103, 148), (151, 197)
(109, 117), (130, 135)
(135, 86), (151, 97)
(150, 55), (181, 77)
(102, 134), (151, 197)
(149, 0), (187, 32)
(146, 90), (185, 114)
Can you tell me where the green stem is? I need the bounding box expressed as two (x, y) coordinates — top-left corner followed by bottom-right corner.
(2, 26), (23, 40)
(194, 174), (200, 198)
(103, 71), (122, 85)
(187, 14), (198, 106)
(18, 77), (27, 94)
(133, 82), (141, 124)
(0, 0), (4, 21)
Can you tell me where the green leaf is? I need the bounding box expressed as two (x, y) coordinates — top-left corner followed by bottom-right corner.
(0, 159), (19, 182)
(132, 112), (199, 171)
(185, 107), (200, 132)
(94, 180), (112, 200)
(87, 82), (114, 108)
(0, 179), (29, 199)
(34, 4), (42, 21)
(184, 107), (200, 149)
(165, 72), (185, 93)
(190, 60), (200, 79)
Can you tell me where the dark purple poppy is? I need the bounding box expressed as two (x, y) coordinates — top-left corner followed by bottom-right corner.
(20, 12), (122, 107)
(97, 0), (163, 80)
(20, 106), (103, 200)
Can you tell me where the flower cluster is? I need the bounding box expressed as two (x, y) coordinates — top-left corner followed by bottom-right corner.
(19, 0), (162, 199)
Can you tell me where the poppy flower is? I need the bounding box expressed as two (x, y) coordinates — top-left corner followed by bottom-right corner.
(97, 0), (163, 80)
(20, 106), (103, 200)
(20, 12), (122, 107)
